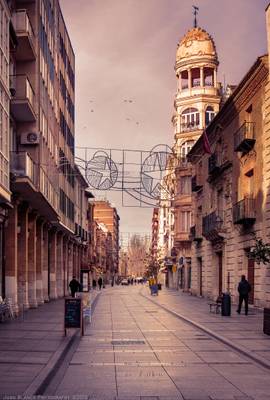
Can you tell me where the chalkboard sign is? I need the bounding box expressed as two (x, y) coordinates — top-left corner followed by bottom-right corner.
(65, 298), (81, 329)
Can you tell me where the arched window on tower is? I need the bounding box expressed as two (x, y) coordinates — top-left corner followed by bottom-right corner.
(205, 106), (215, 127)
(181, 108), (200, 132)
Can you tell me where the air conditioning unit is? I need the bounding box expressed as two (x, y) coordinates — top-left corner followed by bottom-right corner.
(21, 132), (40, 145)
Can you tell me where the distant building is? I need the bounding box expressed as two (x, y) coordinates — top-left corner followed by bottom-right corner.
(93, 200), (120, 278)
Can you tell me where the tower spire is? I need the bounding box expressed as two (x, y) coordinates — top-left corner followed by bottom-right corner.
(193, 5), (199, 28)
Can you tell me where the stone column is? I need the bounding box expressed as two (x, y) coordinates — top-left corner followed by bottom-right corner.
(178, 73), (182, 91)
(73, 244), (77, 278)
(18, 203), (29, 310)
(42, 224), (49, 302)
(200, 67), (204, 87)
(68, 241), (73, 289)
(49, 228), (58, 299)
(56, 232), (64, 297)
(188, 68), (192, 89)
(4, 202), (19, 313)
(214, 69), (217, 88)
(36, 219), (44, 305)
(63, 237), (68, 296)
(28, 212), (38, 308)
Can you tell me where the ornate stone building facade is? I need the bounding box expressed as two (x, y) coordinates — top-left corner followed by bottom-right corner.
(189, 52), (269, 306)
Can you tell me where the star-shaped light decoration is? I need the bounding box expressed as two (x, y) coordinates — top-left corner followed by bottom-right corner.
(86, 154), (118, 190)
(141, 151), (170, 199)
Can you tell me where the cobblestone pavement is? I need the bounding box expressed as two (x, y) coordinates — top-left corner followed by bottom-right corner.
(43, 286), (270, 400)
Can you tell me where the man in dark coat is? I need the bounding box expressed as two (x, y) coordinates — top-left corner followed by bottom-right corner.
(237, 275), (251, 315)
(69, 276), (80, 298)
(98, 277), (103, 290)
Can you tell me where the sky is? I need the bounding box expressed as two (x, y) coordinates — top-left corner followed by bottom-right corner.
(59, 0), (269, 241)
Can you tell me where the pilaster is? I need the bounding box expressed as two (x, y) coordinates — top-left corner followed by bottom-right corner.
(18, 203), (29, 310)
(42, 224), (49, 302)
(57, 232), (64, 297)
(36, 219), (45, 305)
(4, 202), (19, 313)
(28, 212), (38, 308)
(49, 228), (58, 299)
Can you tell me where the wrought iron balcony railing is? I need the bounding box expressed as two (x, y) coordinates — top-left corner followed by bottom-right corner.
(233, 197), (256, 225)
(234, 122), (255, 153)
(202, 211), (224, 241)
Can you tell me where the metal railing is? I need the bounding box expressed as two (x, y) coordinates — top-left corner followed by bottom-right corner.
(10, 151), (36, 184)
(234, 122), (255, 152)
(13, 9), (34, 41)
(10, 74), (35, 110)
(233, 197), (255, 224)
(181, 122), (200, 132)
(202, 211), (224, 237)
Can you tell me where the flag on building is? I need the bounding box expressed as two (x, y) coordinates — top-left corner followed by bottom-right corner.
(202, 130), (211, 154)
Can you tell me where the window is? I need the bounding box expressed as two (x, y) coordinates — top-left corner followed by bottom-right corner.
(181, 108), (200, 132)
(179, 176), (191, 195)
(179, 211), (192, 232)
(181, 140), (194, 159)
(205, 106), (215, 127)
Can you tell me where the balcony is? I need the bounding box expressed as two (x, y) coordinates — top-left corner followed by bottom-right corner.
(233, 197), (256, 225)
(202, 211), (225, 241)
(208, 153), (231, 182)
(191, 175), (203, 192)
(189, 223), (203, 242)
(10, 151), (37, 188)
(174, 231), (190, 244)
(10, 75), (36, 122)
(181, 122), (200, 133)
(12, 9), (36, 61)
(234, 122), (255, 153)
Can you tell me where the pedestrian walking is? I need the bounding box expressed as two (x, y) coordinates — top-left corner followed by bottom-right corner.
(237, 275), (251, 315)
(69, 276), (80, 298)
(92, 279), (97, 290)
(98, 277), (103, 290)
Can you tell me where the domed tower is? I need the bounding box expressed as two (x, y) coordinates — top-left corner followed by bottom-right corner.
(173, 25), (221, 155)
(170, 21), (221, 291)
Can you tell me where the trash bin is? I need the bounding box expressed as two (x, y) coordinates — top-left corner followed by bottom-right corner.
(158, 283), (162, 290)
(221, 293), (231, 316)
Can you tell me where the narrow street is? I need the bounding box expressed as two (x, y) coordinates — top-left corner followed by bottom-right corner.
(42, 286), (270, 400)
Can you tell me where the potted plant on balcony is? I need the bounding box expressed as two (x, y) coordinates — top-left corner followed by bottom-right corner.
(249, 236), (270, 335)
